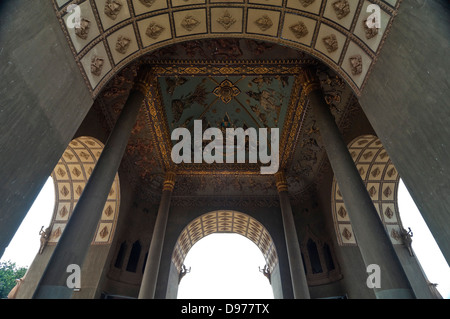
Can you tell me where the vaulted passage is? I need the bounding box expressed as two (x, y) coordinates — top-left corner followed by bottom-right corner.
(1, 0), (448, 301)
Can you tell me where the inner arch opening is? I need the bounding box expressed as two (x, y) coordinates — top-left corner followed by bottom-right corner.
(177, 233), (274, 299)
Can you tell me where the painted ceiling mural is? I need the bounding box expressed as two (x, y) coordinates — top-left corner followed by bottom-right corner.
(90, 38), (361, 205)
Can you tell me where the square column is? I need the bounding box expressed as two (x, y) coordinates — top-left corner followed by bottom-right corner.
(275, 171), (310, 299)
(303, 69), (415, 299)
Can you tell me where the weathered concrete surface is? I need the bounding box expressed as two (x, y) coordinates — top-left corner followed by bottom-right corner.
(0, 1), (93, 257)
(359, 0), (450, 264)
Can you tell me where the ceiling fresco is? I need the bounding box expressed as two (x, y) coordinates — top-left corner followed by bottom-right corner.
(90, 38), (361, 205)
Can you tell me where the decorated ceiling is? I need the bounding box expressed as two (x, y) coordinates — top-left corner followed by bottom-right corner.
(52, 0), (401, 97)
(52, 0), (400, 205)
(91, 38), (360, 204)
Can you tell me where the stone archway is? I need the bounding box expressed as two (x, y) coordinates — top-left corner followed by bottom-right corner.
(331, 134), (403, 246)
(49, 136), (120, 245)
(170, 210), (281, 297)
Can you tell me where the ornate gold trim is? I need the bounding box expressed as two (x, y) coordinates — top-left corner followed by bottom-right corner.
(301, 68), (321, 95)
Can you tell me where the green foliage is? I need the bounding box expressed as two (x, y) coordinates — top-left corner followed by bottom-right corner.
(0, 260), (27, 299)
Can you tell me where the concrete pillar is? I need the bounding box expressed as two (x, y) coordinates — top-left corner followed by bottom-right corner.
(138, 171), (176, 299)
(303, 70), (415, 299)
(275, 171), (310, 299)
(32, 69), (149, 299)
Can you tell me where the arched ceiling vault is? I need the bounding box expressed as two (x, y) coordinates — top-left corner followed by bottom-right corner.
(57, 0), (396, 204)
(53, 0), (401, 97)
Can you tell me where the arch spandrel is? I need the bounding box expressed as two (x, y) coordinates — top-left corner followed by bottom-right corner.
(49, 136), (120, 246)
(331, 134), (403, 246)
(52, 0), (401, 97)
(172, 210), (278, 274)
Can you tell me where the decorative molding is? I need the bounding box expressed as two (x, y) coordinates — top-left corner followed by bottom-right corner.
(212, 79), (241, 104)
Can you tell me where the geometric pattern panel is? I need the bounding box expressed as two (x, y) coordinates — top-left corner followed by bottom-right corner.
(331, 134), (403, 246)
(51, 0), (401, 97)
(172, 210), (278, 274)
(49, 136), (120, 245)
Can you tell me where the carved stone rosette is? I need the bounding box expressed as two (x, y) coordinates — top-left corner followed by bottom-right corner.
(332, 0), (350, 20)
(349, 55), (362, 75)
(91, 56), (105, 76)
(290, 21), (309, 38)
(322, 34), (338, 53)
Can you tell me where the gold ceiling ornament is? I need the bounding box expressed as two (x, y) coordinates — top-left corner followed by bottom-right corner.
(139, 0), (156, 7)
(74, 18), (91, 40)
(299, 0), (315, 7)
(363, 18), (379, 39)
(322, 34), (339, 53)
(146, 22), (165, 39)
(349, 54), (362, 75)
(289, 21), (309, 38)
(90, 55), (105, 76)
(332, 0), (351, 20)
(213, 79), (241, 104)
(255, 15), (273, 31)
(181, 15), (201, 31)
(217, 10), (236, 30)
(115, 35), (131, 54)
